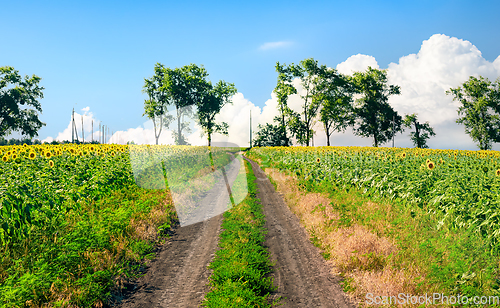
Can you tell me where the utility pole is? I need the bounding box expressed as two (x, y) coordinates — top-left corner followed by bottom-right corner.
(72, 108), (74, 143)
(392, 114), (395, 148)
(249, 109), (252, 148)
(72, 108), (79, 143)
(82, 115), (84, 144)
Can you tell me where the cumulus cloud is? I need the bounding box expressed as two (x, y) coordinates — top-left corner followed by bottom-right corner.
(258, 41), (293, 51)
(328, 35), (500, 150)
(336, 54), (379, 75)
(385, 34), (500, 150)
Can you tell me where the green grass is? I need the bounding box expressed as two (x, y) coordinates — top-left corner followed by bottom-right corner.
(0, 184), (177, 307)
(202, 159), (279, 307)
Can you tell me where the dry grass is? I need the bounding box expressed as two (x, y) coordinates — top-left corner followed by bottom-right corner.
(265, 168), (426, 306)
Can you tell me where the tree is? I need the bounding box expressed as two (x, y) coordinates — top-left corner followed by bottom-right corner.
(316, 69), (355, 146)
(143, 63), (174, 145)
(447, 76), (500, 150)
(275, 58), (324, 146)
(196, 80), (237, 147)
(143, 63), (209, 145)
(403, 113), (436, 148)
(166, 64), (210, 145)
(252, 123), (290, 147)
(273, 63), (297, 146)
(351, 67), (402, 147)
(0, 66), (45, 139)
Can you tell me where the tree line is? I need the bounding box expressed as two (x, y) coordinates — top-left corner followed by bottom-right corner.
(253, 58), (500, 151)
(1, 63), (499, 150)
(142, 63), (236, 146)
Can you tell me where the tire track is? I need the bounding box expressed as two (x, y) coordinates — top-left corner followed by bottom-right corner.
(245, 157), (353, 308)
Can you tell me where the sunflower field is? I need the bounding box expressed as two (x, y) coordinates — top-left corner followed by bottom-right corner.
(248, 146), (500, 245)
(0, 143), (134, 245)
(0, 143), (233, 306)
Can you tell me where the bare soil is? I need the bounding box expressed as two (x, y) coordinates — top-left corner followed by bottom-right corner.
(111, 214), (222, 308)
(112, 157), (353, 308)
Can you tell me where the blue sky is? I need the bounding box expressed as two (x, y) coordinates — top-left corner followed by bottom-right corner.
(2, 0), (500, 149)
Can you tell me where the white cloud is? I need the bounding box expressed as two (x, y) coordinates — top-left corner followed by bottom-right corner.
(258, 41), (292, 51)
(385, 34), (500, 149)
(328, 34), (500, 150)
(336, 54), (379, 75)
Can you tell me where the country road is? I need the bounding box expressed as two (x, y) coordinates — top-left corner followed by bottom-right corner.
(112, 156), (353, 307)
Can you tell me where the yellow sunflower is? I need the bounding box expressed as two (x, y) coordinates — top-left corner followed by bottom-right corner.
(29, 152), (36, 159)
(2, 155), (8, 162)
(49, 160), (54, 168)
(496, 169), (500, 176)
(427, 161), (435, 170)
(45, 151), (52, 158)
(316, 157), (321, 163)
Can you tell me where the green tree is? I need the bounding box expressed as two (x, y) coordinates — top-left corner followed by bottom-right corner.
(142, 63), (174, 145)
(196, 80), (237, 147)
(252, 123), (289, 147)
(447, 76), (500, 150)
(0, 66), (45, 139)
(316, 69), (355, 146)
(275, 58), (324, 146)
(167, 64), (210, 145)
(403, 113), (435, 148)
(273, 63), (297, 146)
(352, 67), (402, 147)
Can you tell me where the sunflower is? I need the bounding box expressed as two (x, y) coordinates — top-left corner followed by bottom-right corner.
(2, 155), (8, 162)
(45, 151), (52, 158)
(401, 152), (406, 158)
(496, 169), (500, 176)
(427, 161), (435, 170)
(29, 152), (36, 159)
(316, 157), (321, 163)
(12, 154), (17, 160)
(49, 160), (54, 168)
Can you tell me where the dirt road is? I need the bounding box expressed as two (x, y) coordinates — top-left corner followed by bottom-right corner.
(113, 214), (222, 308)
(246, 157), (353, 308)
(113, 157), (352, 307)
